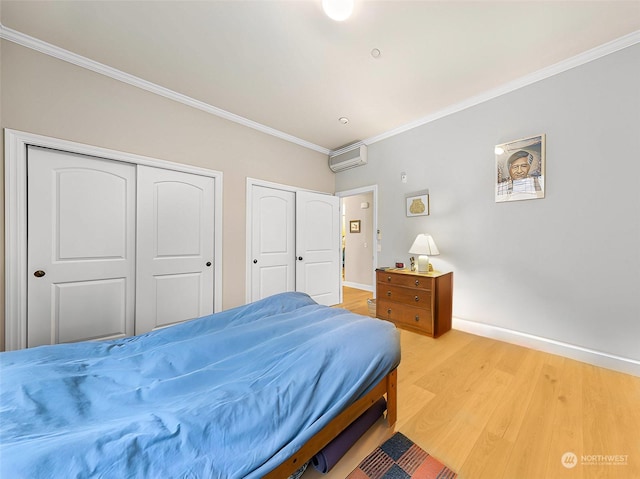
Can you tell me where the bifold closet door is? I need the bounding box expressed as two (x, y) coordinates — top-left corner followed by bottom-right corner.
(135, 166), (215, 334)
(27, 146), (136, 347)
(296, 192), (340, 306)
(250, 186), (296, 301)
(249, 185), (340, 306)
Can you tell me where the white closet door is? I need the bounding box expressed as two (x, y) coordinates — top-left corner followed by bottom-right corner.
(27, 146), (136, 347)
(250, 186), (296, 301)
(296, 191), (340, 306)
(135, 166), (215, 333)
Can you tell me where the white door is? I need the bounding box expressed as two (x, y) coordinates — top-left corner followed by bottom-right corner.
(296, 191), (341, 306)
(250, 186), (296, 301)
(27, 146), (136, 347)
(135, 166), (215, 333)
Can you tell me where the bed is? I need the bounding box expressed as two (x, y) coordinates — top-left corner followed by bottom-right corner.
(0, 292), (400, 478)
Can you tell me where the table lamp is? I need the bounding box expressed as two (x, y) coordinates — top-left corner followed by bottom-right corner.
(409, 234), (439, 273)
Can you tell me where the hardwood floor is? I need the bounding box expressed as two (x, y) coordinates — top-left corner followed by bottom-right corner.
(303, 287), (640, 478)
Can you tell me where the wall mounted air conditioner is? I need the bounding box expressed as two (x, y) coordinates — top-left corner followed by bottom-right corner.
(328, 144), (367, 172)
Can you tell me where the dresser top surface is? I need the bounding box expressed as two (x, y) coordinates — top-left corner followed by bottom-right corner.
(376, 268), (451, 279)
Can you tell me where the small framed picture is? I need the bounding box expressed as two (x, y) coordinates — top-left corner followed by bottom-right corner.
(495, 134), (546, 202)
(406, 191), (430, 217)
(349, 220), (361, 233)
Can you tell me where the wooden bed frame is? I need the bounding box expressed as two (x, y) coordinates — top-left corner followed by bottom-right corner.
(263, 368), (397, 478)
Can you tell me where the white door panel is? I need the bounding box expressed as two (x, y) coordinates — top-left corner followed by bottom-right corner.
(56, 278), (127, 343)
(251, 186), (295, 301)
(258, 265), (291, 299)
(304, 262), (335, 296)
(57, 170), (129, 259)
(154, 273), (202, 328)
(155, 182), (203, 256)
(135, 166), (215, 333)
(296, 192), (340, 306)
(27, 146), (136, 346)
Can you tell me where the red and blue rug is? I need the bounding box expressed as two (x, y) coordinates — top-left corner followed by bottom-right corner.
(347, 432), (458, 479)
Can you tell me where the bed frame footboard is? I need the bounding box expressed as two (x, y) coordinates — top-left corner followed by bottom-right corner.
(263, 368), (397, 479)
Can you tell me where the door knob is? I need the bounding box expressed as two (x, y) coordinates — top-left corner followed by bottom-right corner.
(206, 262), (212, 267)
(34, 270), (46, 278)
(298, 256), (303, 261)
(253, 259), (258, 264)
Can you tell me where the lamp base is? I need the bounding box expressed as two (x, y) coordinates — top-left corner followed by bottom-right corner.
(417, 255), (430, 273)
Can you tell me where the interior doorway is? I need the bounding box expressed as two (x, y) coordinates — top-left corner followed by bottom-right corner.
(337, 185), (378, 296)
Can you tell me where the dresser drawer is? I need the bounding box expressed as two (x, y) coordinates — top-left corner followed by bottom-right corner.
(376, 271), (433, 291)
(375, 269), (452, 338)
(377, 299), (434, 335)
(378, 284), (432, 309)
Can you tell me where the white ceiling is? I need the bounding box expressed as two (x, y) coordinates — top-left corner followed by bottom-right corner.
(1, 1), (639, 152)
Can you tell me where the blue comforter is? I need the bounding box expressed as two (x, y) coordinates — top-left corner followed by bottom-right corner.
(0, 292), (400, 478)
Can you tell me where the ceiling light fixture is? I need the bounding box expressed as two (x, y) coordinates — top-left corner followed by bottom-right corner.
(338, 117), (349, 124)
(322, 0), (354, 21)
(370, 48), (381, 59)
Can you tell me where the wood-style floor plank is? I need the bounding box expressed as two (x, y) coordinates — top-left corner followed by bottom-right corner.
(302, 287), (640, 479)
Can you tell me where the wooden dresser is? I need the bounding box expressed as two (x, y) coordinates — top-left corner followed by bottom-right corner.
(376, 269), (453, 338)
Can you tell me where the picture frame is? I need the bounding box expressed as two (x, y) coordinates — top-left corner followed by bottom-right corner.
(495, 134), (546, 202)
(405, 191), (430, 217)
(349, 220), (361, 233)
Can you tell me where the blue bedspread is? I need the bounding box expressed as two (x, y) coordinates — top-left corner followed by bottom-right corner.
(0, 292), (400, 478)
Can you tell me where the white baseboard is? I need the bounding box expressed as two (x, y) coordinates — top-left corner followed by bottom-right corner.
(453, 317), (640, 378)
(342, 282), (374, 293)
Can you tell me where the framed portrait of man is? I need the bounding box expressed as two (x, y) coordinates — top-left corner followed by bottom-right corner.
(495, 134), (546, 203)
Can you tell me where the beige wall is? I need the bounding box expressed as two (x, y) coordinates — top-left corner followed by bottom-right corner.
(343, 193), (373, 288)
(0, 40), (335, 348)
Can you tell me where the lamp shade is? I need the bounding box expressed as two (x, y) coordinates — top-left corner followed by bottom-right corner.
(409, 234), (439, 256)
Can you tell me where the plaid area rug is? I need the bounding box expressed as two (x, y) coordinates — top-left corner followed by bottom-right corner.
(347, 432), (457, 479)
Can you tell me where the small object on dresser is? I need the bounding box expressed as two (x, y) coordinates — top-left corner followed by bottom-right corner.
(409, 256), (416, 272)
(395, 262), (404, 268)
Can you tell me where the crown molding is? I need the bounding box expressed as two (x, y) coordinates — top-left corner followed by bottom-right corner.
(2, 22), (638, 155)
(0, 23), (331, 155)
(364, 29), (640, 146)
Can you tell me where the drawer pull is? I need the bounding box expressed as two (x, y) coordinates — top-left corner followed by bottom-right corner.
(414, 296), (419, 302)
(415, 280), (420, 286)
(387, 308), (392, 315)
(387, 276), (392, 282)
(415, 315), (420, 322)
(387, 291), (391, 297)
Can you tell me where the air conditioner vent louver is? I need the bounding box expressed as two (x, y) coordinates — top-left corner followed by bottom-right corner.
(328, 144), (367, 172)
